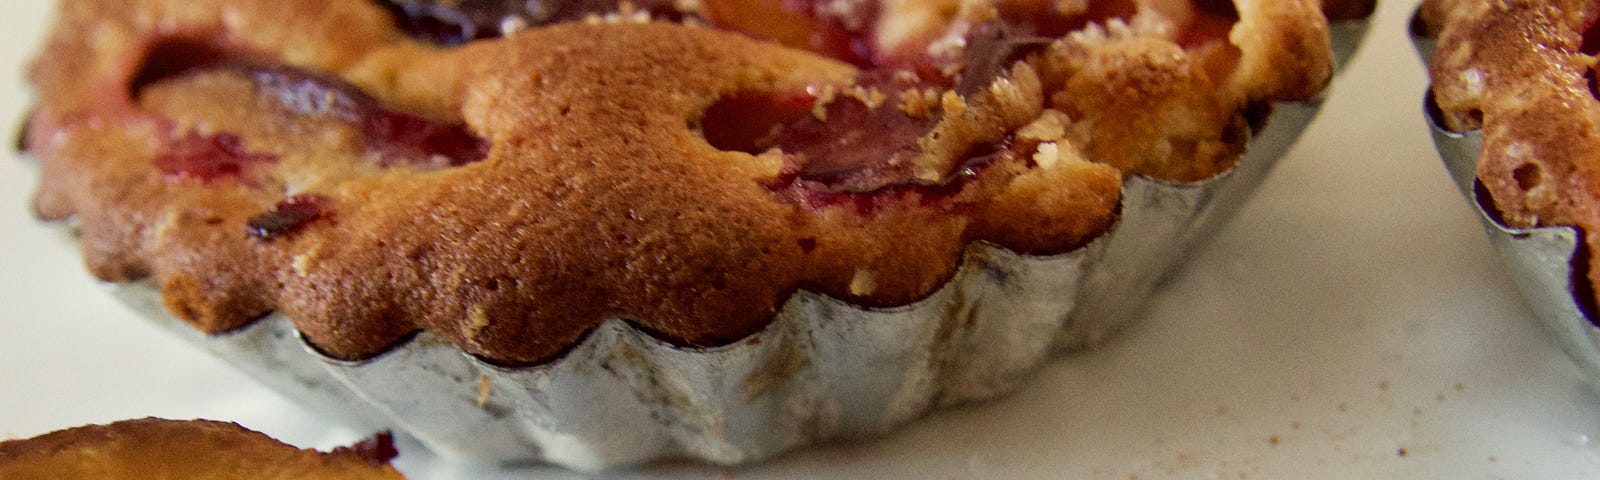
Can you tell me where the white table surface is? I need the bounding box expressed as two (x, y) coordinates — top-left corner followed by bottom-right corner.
(6, 1), (1600, 478)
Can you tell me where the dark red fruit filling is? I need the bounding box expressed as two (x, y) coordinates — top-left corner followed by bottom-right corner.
(992, 0), (1234, 50)
(247, 194), (332, 240)
(1581, 10), (1600, 52)
(993, 0), (1136, 38)
(1323, 0), (1376, 22)
(766, 73), (942, 192)
(1582, 10), (1600, 101)
(700, 91), (817, 154)
(154, 133), (278, 181)
(128, 37), (487, 178)
(332, 432), (401, 465)
(699, 17), (1055, 203)
(378, 0), (689, 45)
(703, 69), (1016, 214)
(769, 0), (880, 67)
(129, 36), (260, 99)
(1179, 0), (1240, 49)
(769, 139), (1012, 215)
(249, 68), (488, 168)
(700, 0), (882, 68)
(696, 15), (1071, 212)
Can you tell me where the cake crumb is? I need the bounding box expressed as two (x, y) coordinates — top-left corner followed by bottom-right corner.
(1018, 110), (1069, 143)
(750, 150), (786, 178)
(1397, 447), (1408, 458)
(1033, 142), (1063, 170)
(849, 270), (877, 296)
(499, 16), (529, 36)
(153, 210), (181, 239)
(809, 85), (838, 121)
(986, 74), (1028, 112)
(1268, 435), (1280, 446)
(1379, 380), (1389, 391)
(940, 90), (966, 117)
(897, 88), (940, 118)
(844, 85), (886, 109)
(1461, 69), (1485, 96)
(674, 0), (702, 14)
(925, 33), (967, 65)
(477, 374), (491, 407)
(466, 305), (491, 340)
(291, 253), (315, 277)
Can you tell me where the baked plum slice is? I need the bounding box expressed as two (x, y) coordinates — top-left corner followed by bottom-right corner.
(248, 67), (489, 169)
(153, 133), (279, 182)
(247, 194), (333, 240)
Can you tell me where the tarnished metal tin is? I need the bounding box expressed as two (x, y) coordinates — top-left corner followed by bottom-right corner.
(1422, 101), (1600, 396)
(1420, 90), (1600, 397)
(95, 18), (1373, 472)
(1413, 9), (1600, 397)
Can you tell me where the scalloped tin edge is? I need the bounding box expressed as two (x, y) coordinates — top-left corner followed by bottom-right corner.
(1412, 9), (1600, 399)
(92, 17), (1373, 472)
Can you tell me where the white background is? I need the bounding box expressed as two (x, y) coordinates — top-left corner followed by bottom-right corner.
(6, 1), (1600, 478)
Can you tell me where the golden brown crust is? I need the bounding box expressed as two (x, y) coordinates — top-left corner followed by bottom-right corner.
(1424, 0), (1600, 306)
(0, 418), (406, 480)
(1232, 0), (1333, 101)
(26, 0), (1337, 364)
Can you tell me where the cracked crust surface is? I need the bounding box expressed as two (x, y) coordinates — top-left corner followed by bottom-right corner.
(26, 0), (1340, 364)
(1423, 1), (1600, 307)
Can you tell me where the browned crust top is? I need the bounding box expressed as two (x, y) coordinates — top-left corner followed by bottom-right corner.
(0, 418), (405, 479)
(27, 0), (1338, 364)
(1424, 0), (1600, 304)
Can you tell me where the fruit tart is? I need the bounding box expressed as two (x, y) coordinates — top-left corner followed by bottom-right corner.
(0, 419), (404, 480)
(1419, 0), (1600, 396)
(20, 0), (1371, 470)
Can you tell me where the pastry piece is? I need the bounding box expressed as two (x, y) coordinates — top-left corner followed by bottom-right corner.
(23, 0), (1338, 366)
(1423, 0), (1600, 312)
(0, 418), (403, 480)
(19, 0), (1368, 469)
